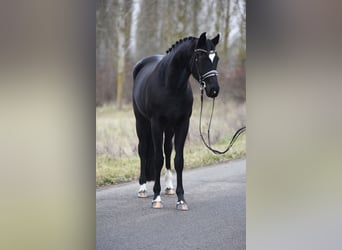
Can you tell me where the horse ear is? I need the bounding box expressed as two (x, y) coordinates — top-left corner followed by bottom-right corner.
(197, 32), (207, 48)
(211, 34), (220, 46)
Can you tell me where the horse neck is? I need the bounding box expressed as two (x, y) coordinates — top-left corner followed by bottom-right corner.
(165, 44), (195, 92)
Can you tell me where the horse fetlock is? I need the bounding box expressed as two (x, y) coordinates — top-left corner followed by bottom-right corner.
(164, 170), (174, 188)
(152, 195), (163, 209)
(164, 170), (175, 195)
(165, 187), (175, 195)
(176, 200), (189, 211)
(137, 184), (148, 198)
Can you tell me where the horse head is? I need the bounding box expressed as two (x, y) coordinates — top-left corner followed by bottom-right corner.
(192, 32), (220, 98)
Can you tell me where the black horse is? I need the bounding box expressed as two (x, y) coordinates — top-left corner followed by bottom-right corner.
(133, 32), (220, 210)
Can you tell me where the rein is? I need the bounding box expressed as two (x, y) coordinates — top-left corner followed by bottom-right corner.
(199, 88), (246, 155)
(193, 49), (246, 155)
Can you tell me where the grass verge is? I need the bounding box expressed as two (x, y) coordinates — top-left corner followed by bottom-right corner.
(96, 133), (245, 187)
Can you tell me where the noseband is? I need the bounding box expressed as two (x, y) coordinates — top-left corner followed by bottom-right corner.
(193, 48), (218, 90)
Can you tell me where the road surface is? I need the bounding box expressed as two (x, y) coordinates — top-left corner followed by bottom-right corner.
(96, 159), (246, 250)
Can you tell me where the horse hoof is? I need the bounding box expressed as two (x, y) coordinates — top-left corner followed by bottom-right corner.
(176, 201), (189, 211)
(152, 201), (163, 209)
(165, 188), (175, 195)
(137, 191), (148, 198)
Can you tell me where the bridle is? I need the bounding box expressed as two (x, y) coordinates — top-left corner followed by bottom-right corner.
(192, 48), (246, 155)
(192, 48), (219, 91)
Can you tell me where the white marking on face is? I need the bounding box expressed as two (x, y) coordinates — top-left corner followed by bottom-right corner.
(209, 52), (216, 63)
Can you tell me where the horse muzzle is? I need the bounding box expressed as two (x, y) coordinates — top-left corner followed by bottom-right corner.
(206, 85), (220, 98)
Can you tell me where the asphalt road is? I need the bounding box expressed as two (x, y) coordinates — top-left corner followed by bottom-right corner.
(96, 159), (246, 250)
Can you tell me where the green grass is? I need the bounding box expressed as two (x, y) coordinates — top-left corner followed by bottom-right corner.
(184, 134), (246, 169)
(96, 155), (140, 186)
(96, 101), (246, 186)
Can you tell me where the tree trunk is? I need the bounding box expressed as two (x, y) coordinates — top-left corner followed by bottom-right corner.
(116, 0), (125, 109)
(224, 0), (231, 54)
(116, 53), (124, 109)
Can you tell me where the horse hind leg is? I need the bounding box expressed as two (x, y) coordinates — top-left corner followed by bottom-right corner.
(134, 111), (154, 198)
(138, 129), (155, 198)
(164, 130), (175, 195)
(137, 135), (149, 198)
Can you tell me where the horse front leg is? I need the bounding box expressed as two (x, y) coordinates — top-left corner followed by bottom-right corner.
(174, 119), (190, 211)
(151, 119), (164, 209)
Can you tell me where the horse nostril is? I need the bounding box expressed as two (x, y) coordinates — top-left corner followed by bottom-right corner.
(210, 88), (219, 97)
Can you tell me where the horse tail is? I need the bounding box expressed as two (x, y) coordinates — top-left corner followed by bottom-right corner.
(133, 60), (144, 80)
(144, 125), (155, 181)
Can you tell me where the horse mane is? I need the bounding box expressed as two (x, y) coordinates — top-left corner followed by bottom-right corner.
(165, 36), (197, 54)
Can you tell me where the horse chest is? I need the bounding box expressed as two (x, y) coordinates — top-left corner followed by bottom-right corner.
(155, 98), (191, 125)
(166, 100), (184, 113)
